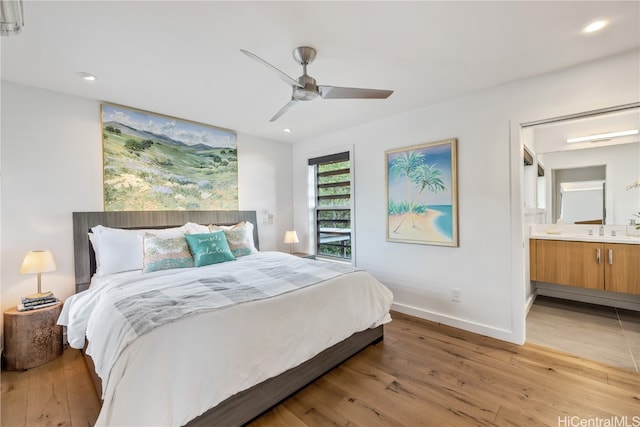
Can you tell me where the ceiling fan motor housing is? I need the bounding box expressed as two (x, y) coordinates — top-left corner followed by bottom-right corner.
(293, 74), (319, 101)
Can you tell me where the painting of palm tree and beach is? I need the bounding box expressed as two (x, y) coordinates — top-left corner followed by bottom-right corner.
(386, 138), (458, 246)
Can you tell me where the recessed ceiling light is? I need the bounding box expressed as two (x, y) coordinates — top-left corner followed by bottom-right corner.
(583, 20), (608, 33)
(77, 72), (97, 81)
(283, 128), (291, 133)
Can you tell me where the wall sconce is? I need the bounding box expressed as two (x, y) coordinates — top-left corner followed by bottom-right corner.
(283, 230), (299, 254)
(1, 0), (24, 36)
(20, 250), (57, 298)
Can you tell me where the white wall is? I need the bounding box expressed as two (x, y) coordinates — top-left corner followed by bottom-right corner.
(292, 50), (639, 344)
(0, 81), (292, 319)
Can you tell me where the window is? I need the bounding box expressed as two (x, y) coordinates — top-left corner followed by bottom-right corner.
(308, 152), (351, 261)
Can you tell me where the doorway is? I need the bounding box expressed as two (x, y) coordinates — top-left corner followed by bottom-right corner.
(519, 104), (640, 366)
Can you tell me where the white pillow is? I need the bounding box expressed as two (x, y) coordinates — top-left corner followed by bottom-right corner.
(90, 225), (144, 276)
(184, 222), (210, 234)
(147, 226), (187, 238)
(90, 224), (188, 276)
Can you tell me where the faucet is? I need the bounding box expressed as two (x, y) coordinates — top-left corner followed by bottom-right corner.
(599, 226), (604, 236)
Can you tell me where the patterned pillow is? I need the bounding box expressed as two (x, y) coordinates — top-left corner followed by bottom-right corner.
(142, 234), (194, 273)
(91, 225), (188, 275)
(209, 221), (257, 257)
(184, 231), (236, 267)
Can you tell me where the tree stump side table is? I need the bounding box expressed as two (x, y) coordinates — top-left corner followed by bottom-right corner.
(3, 302), (63, 370)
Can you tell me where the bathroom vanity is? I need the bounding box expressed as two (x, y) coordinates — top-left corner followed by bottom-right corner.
(529, 226), (640, 295)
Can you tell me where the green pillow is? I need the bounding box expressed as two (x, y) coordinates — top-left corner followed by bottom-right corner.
(184, 231), (236, 267)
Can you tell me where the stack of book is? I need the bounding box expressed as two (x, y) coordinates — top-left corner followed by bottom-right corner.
(17, 291), (60, 311)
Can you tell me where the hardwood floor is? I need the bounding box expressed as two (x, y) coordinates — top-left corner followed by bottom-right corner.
(2, 311), (638, 426)
(1, 341), (100, 426)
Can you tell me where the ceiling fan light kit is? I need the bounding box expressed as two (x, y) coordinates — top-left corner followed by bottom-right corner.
(241, 46), (393, 121)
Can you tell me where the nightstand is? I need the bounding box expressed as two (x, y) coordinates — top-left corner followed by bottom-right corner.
(292, 252), (316, 259)
(2, 302), (63, 370)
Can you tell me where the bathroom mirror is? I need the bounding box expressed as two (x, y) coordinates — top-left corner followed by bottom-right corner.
(526, 106), (640, 225)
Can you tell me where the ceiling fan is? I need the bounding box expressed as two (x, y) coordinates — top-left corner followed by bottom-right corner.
(240, 46), (393, 122)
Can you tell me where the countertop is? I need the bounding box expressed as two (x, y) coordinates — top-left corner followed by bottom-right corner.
(529, 223), (640, 245)
(530, 232), (640, 245)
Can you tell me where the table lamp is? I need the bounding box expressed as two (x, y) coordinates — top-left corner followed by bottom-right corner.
(283, 230), (299, 254)
(20, 250), (57, 298)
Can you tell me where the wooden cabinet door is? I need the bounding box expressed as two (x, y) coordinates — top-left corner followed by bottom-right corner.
(535, 240), (604, 290)
(529, 239), (537, 281)
(605, 244), (640, 295)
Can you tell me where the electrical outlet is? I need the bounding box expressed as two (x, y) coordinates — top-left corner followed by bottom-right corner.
(452, 288), (461, 302)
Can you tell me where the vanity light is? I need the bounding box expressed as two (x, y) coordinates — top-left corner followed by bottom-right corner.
(78, 72), (97, 81)
(566, 129), (638, 144)
(583, 20), (608, 33)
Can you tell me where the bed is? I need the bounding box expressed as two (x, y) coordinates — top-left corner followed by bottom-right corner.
(60, 210), (393, 426)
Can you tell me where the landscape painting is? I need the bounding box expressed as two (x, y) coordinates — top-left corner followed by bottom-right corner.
(101, 103), (238, 211)
(386, 138), (458, 247)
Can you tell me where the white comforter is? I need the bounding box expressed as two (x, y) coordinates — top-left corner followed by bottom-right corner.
(58, 251), (393, 427)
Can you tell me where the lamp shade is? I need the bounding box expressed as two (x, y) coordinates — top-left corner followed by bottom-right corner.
(20, 250), (57, 274)
(283, 230), (299, 244)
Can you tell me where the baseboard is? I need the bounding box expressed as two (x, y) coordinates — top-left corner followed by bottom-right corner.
(535, 282), (640, 311)
(391, 302), (519, 344)
(525, 292), (537, 315)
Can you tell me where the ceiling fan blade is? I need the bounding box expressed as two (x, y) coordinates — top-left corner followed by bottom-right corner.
(319, 86), (393, 100)
(270, 99), (298, 122)
(240, 49), (302, 88)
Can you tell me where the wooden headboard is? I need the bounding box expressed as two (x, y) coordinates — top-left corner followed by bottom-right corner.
(72, 210), (259, 293)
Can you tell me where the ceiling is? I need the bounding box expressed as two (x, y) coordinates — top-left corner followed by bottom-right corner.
(532, 107), (640, 154)
(2, 1), (639, 143)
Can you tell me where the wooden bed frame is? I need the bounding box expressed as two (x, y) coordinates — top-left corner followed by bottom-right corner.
(72, 210), (384, 426)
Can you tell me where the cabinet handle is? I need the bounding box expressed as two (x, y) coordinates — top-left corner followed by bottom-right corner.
(596, 248), (601, 264)
(608, 249), (613, 265)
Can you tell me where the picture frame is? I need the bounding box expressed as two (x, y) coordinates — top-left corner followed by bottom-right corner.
(386, 138), (459, 247)
(101, 103), (238, 211)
